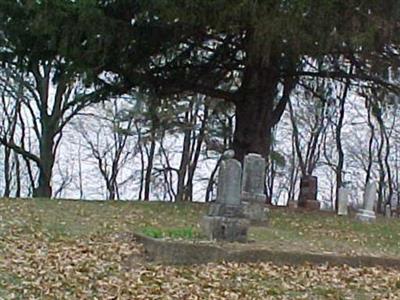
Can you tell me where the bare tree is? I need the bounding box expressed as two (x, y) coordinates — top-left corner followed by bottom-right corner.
(74, 101), (136, 200)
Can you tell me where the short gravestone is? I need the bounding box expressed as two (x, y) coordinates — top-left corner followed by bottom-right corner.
(337, 187), (349, 216)
(389, 196), (398, 217)
(241, 153), (268, 224)
(298, 175), (320, 210)
(385, 204), (392, 218)
(355, 182), (377, 222)
(202, 153), (249, 242)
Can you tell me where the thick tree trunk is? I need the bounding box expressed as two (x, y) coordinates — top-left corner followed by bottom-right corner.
(33, 130), (55, 198)
(233, 65), (279, 161)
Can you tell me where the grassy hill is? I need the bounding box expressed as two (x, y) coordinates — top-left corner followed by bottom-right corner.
(1, 198), (400, 299)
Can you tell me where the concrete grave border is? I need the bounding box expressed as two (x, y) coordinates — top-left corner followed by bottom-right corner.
(129, 232), (400, 268)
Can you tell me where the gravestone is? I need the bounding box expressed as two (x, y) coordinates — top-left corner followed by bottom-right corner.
(202, 153), (249, 242)
(208, 158), (243, 217)
(298, 175), (320, 210)
(241, 153), (268, 224)
(355, 182), (377, 222)
(389, 196), (398, 217)
(337, 187), (349, 216)
(385, 204), (392, 218)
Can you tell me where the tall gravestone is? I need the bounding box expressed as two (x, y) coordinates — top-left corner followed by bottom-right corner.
(241, 153), (268, 224)
(355, 182), (377, 222)
(202, 152), (249, 242)
(337, 187), (349, 216)
(385, 203), (392, 218)
(298, 175), (320, 210)
(390, 195), (400, 217)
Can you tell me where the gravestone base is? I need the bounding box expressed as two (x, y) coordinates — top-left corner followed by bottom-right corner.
(355, 209), (376, 222)
(243, 201), (268, 226)
(241, 191), (266, 203)
(201, 216), (249, 242)
(208, 203), (245, 218)
(338, 203), (348, 216)
(300, 199), (320, 211)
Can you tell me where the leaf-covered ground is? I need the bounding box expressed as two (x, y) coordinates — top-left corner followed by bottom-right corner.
(1, 198), (400, 299)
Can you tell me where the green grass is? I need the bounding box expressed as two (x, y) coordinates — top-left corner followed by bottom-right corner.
(249, 209), (400, 257)
(0, 198), (205, 241)
(141, 226), (199, 239)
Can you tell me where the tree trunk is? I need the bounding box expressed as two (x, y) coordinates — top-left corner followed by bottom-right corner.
(144, 134), (156, 201)
(33, 129), (55, 198)
(233, 64), (280, 161)
(186, 106), (208, 201)
(335, 80), (349, 211)
(176, 109), (192, 202)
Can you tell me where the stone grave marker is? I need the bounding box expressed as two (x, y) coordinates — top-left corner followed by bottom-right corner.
(241, 153), (268, 224)
(202, 153), (249, 242)
(337, 187), (349, 216)
(355, 182), (377, 222)
(390, 196), (398, 217)
(385, 203), (392, 218)
(298, 175), (320, 210)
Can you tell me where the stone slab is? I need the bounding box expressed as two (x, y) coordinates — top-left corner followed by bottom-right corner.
(130, 232), (400, 268)
(201, 216), (249, 242)
(208, 203), (245, 218)
(363, 182), (377, 212)
(385, 204), (392, 218)
(338, 188), (349, 216)
(241, 191), (266, 203)
(216, 159), (242, 205)
(241, 153), (266, 202)
(243, 202), (268, 226)
(355, 209), (376, 222)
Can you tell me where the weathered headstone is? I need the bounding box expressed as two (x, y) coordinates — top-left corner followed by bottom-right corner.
(202, 153), (249, 242)
(298, 175), (320, 210)
(241, 153), (268, 224)
(385, 204), (392, 218)
(355, 182), (377, 222)
(337, 187), (349, 216)
(209, 158), (243, 217)
(390, 196), (398, 217)
(241, 153), (266, 202)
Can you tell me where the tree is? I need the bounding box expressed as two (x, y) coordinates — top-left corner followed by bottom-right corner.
(74, 100), (136, 200)
(0, 1), (124, 197)
(95, 1), (400, 162)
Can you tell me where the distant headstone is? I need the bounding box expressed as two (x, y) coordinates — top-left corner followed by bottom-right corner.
(385, 204), (392, 218)
(389, 196), (398, 217)
(355, 182), (377, 222)
(298, 175), (320, 210)
(241, 153), (268, 224)
(337, 187), (349, 216)
(390, 195), (397, 208)
(202, 154), (249, 242)
(222, 159), (241, 205)
(241, 153), (266, 203)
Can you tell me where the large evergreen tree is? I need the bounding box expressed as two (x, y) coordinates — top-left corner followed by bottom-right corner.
(95, 0), (400, 160)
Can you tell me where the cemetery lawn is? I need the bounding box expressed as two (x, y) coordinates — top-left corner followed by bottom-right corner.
(1, 198), (400, 299)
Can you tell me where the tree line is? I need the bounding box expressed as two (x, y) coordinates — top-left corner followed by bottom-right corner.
(1, 1), (400, 212)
